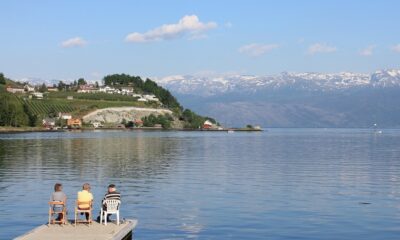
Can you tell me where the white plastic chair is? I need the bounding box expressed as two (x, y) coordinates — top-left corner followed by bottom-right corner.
(100, 199), (120, 225)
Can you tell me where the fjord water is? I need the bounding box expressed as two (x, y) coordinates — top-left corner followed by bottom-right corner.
(0, 129), (400, 239)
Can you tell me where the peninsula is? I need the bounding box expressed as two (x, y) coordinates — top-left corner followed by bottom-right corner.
(0, 73), (255, 132)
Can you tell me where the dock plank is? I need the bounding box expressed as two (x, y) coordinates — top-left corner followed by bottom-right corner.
(15, 219), (138, 240)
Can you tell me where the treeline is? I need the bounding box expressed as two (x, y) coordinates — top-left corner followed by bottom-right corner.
(141, 114), (174, 129)
(0, 73), (6, 85)
(103, 74), (181, 110)
(56, 78), (99, 91)
(180, 109), (218, 129)
(0, 94), (35, 127)
(0, 73), (36, 127)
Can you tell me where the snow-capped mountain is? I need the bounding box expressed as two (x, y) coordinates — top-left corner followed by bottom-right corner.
(155, 69), (400, 96)
(155, 69), (400, 128)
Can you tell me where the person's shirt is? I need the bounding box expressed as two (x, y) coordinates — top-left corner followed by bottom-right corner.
(50, 191), (66, 208)
(77, 190), (93, 209)
(102, 191), (121, 204)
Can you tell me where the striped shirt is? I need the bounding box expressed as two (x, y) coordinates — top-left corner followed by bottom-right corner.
(102, 191), (121, 204)
(102, 191), (121, 210)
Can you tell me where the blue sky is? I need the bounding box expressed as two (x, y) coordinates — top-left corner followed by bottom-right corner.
(1, 0), (400, 81)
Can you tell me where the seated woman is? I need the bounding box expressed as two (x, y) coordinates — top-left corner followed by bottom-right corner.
(50, 183), (67, 221)
(77, 183), (93, 220)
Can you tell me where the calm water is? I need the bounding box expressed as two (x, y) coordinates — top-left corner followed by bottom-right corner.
(0, 129), (400, 239)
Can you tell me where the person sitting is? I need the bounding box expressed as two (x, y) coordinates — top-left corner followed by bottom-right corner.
(77, 183), (93, 221)
(97, 184), (121, 222)
(50, 183), (67, 221)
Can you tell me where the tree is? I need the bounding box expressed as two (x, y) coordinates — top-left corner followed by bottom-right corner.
(77, 78), (87, 86)
(0, 73), (5, 85)
(95, 81), (99, 88)
(23, 102), (37, 126)
(57, 81), (65, 91)
(39, 83), (48, 93)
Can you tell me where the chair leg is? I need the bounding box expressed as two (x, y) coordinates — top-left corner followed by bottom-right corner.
(74, 209), (77, 227)
(100, 209), (103, 224)
(63, 209), (67, 224)
(104, 211), (107, 226)
(117, 212), (119, 225)
(48, 208), (51, 225)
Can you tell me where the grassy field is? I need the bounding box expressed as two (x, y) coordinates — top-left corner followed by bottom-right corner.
(48, 91), (141, 102)
(19, 97), (159, 118)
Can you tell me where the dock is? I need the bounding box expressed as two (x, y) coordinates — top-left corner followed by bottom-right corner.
(15, 219), (138, 240)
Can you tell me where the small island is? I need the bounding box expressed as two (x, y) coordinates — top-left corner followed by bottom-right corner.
(0, 73), (261, 133)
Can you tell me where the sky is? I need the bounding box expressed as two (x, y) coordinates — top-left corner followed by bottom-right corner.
(1, 0), (400, 82)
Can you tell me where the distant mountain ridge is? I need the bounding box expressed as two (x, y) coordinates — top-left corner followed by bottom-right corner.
(156, 69), (400, 96)
(154, 69), (400, 128)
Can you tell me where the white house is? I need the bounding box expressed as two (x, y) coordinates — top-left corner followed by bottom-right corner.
(59, 112), (72, 120)
(77, 84), (99, 93)
(32, 92), (43, 99)
(24, 84), (35, 92)
(6, 86), (25, 94)
(143, 94), (160, 102)
(99, 86), (116, 93)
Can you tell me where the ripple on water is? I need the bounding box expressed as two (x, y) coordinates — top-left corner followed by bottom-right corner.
(0, 129), (400, 239)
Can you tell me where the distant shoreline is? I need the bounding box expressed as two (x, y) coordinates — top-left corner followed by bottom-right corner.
(0, 126), (263, 134)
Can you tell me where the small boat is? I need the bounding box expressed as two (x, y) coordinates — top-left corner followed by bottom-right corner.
(373, 123), (382, 134)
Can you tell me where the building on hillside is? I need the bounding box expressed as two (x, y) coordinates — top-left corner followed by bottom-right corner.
(47, 87), (59, 92)
(6, 85), (25, 94)
(31, 92), (43, 99)
(134, 119), (143, 127)
(203, 120), (214, 129)
(120, 87), (134, 95)
(58, 112), (72, 120)
(42, 118), (56, 129)
(99, 86), (116, 94)
(24, 84), (35, 92)
(67, 96), (74, 100)
(143, 94), (160, 102)
(77, 84), (99, 93)
(67, 118), (82, 129)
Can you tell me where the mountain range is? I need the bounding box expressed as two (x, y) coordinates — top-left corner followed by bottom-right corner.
(155, 69), (400, 128)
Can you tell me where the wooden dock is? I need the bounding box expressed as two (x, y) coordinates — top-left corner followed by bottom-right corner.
(15, 219), (138, 240)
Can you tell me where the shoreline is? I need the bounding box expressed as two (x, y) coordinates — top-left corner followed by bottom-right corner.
(0, 126), (263, 134)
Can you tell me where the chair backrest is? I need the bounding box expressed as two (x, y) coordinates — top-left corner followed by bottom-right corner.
(49, 201), (65, 206)
(76, 200), (92, 209)
(104, 199), (120, 211)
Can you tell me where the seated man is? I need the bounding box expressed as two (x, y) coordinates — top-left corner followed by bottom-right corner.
(77, 183), (93, 220)
(50, 183), (67, 221)
(97, 184), (121, 222)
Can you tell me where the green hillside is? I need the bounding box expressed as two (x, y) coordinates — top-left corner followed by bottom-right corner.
(0, 72), (217, 129)
(0, 82), (31, 127)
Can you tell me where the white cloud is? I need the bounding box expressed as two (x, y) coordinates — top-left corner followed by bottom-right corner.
(359, 45), (375, 56)
(392, 44), (400, 53)
(307, 43), (337, 54)
(125, 15), (217, 43)
(238, 43), (279, 57)
(61, 37), (87, 48)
